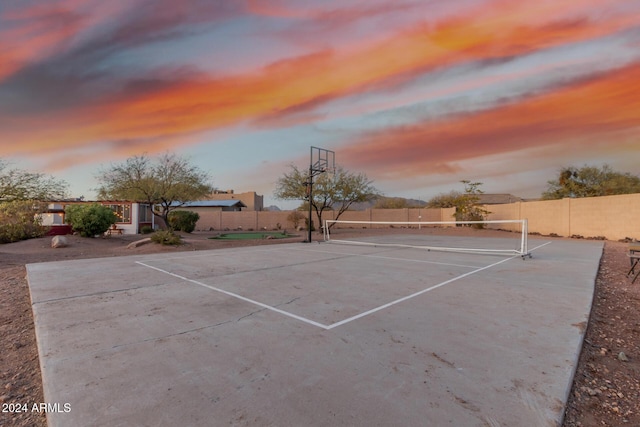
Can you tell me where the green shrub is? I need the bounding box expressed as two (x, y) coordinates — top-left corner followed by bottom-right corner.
(65, 204), (117, 237)
(140, 225), (154, 234)
(150, 230), (182, 245)
(168, 210), (199, 233)
(0, 200), (47, 243)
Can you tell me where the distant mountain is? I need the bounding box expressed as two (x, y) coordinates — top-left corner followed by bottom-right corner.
(264, 205), (281, 211)
(349, 196), (427, 211)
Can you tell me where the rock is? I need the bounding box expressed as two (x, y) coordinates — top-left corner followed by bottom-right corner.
(581, 386), (601, 396)
(618, 351), (629, 362)
(51, 235), (69, 248)
(126, 238), (152, 249)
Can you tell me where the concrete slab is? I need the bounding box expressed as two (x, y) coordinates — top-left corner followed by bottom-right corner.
(27, 238), (603, 426)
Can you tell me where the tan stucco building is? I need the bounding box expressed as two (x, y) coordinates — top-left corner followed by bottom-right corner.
(206, 190), (264, 211)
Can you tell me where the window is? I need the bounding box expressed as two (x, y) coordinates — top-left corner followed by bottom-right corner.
(105, 204), (131, 223)
(138, 204), (153, 222)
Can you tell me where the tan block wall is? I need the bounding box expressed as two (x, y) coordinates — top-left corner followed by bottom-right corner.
(521, 199), (571, 237)
(332, 210), (372, 223)
(257, 211), (293, 230)
(371, 208), (408, 228)
(407, 208), (447, 222)
(220, 211), (258, 230)
(568, 194), (640, 240)
(188, 194), (640, 240)
(194, 211), (307, 231)
(485, 194), (640, 240)
(441, 207), (456, 223)
(194, 208), (458, 231)
(188, 208), (222, 230)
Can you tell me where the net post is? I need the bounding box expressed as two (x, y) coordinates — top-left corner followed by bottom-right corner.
(521, 219), (530, 258)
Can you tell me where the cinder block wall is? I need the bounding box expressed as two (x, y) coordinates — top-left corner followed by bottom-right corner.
(189, 193), (640, 240)
(187, 208), (221, 230)
(371, 209), (407, 228)
(521, 199), (571, 236)
(257, 211), (291, 230)
(485, 202), (525, 233)
(220, 211), (258, 230)
(568, 194), (639, 240)
(485, 193), (640, 240)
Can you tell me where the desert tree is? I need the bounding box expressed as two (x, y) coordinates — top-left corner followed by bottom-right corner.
(95, 153), (213, 227)
(0, 200), (48, 243)
(274, 165), (380, 231)
(427, 180), (490, 226)
(0, 159), (68, 201)
(542, 164), (640, 199)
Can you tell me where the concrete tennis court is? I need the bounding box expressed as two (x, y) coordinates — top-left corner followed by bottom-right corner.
(27, 236), (603, 426)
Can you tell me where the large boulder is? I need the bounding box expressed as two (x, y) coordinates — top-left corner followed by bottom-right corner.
(51, 235), (69, 248)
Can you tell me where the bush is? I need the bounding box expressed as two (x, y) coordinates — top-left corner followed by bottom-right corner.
(150, 230), (182, 245)
(168, 210), (199, 233)
(287, 211), (305, 228)
(140, 225), (154, 234)
(0, 200), (47, 243)
(65, 204), (117, 237)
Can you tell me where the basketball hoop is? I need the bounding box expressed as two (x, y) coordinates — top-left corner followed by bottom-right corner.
(310, 146), (335, 177)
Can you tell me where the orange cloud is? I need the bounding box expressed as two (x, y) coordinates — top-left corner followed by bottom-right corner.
(340, 63), (640, 178)
(2, 0), (637, 170)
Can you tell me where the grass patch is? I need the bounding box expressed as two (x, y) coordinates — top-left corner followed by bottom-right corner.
(210, 231), (296, 240)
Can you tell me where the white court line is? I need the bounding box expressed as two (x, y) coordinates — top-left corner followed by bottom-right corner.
(326, 241), (551, 329)
(135, 261), (331, 330)
(136, 241), (552, 330)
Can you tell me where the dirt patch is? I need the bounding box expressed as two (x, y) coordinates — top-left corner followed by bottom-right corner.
(1, 231), (638, 426)
(562, 241), (640, 426)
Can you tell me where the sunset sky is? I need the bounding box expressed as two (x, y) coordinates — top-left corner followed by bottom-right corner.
(1, 0), (639, 208)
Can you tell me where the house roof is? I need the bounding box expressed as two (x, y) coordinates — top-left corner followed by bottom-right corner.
(170, 200), (247, 208)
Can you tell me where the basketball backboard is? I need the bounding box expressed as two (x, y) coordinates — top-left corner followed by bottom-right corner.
(310, 146), (335, 177)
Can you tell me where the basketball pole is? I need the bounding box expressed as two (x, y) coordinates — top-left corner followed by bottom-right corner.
(305, 146), (335, 243)
(306, 164), (313, 243)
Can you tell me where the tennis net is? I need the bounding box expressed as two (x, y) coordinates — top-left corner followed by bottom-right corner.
(323, 219), (530, 257)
